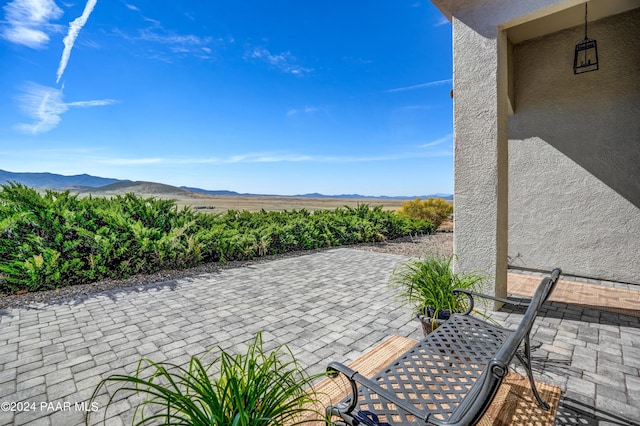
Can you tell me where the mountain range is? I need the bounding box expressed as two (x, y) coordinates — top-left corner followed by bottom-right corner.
(0, 169), (124, 189)
(0, 169), (453, 200)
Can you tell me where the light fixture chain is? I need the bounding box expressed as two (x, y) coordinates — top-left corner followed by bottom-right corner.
(584, 2), (588, 39)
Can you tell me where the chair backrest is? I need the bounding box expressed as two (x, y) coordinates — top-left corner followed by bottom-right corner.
(448, 268), (561, 425)
(541, 268), (562, 305)
(493, 267), (561, 375)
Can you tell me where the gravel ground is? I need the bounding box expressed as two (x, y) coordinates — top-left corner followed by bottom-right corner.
(352, 231), (452, 258)
(0, 231), (452, 311)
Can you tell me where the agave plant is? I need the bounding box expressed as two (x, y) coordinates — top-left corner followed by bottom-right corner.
(390, 255), (485, 333)
(88, 333), (325, 426)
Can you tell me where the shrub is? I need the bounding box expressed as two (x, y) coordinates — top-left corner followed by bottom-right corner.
(0, 183), (203, 292)
(397, 197), (453, 229)
(0, 184), (433, 293)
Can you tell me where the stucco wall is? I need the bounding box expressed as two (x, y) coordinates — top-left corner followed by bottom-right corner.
(452, 16), (509, 302)
(508, 8), (640, 284)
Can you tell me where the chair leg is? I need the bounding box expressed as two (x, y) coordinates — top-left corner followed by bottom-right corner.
(326, 406), (357, 426)
(327, 403), (359, 426)
(515, 333), (550, 410)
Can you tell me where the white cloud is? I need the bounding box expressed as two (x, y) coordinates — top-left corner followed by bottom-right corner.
(95, 149), (451, 167)
(139, 30), (212, 46)
(56, 0), (98, 83)
(341, 56), (372, 65)
(286, 106), (319, 117)
(434, 16), (450, 27)
(124, 3), (139, 12)
(16, 82), (116, 134)
(99, 158), (164, 165)
(306, 151), (452, 163)
(224, 153), (312, 164)
(115, 13), (231, 61)
(0, 146), (102, 155)
(79, 37), (99, 48)
(386, 79), (452, 93)
(66, 99), (117, 107)
(1, 0), (63, 48)
(3, 26), (49, 47)
(246, 47), (312, 75)
(398, 104), (432, 111)
(419, 134), (452, 148)
(118, 18), (218, 61)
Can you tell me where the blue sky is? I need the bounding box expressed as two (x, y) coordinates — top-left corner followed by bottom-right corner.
(0, 0), (453, 196)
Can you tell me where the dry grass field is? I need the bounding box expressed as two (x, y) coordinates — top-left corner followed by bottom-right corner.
(181, 195), (408, 212)
(75, 181), (408, 213)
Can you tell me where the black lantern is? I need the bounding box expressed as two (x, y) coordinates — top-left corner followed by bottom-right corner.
(574, 3), (598, 74)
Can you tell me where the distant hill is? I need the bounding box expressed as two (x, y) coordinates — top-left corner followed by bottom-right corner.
(181, 186), (244, 196)
(0, 169), (126, 189)
(0, 169), (452, 200)
(295, 192), (454, 201)
(86, 181), (206, 198)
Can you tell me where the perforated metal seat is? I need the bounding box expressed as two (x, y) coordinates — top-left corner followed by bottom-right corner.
(356, 316), (510, 424)
(326, 268), (562, 426)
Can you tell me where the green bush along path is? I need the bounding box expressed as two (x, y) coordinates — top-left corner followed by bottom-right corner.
(0, 183), (433, 293)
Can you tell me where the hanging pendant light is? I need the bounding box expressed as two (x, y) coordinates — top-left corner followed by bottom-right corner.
(574, 3), (598, 74)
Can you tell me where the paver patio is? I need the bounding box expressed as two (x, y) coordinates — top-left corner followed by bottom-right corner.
(503, 273), (640, 425)
(1, 248), (639, 425)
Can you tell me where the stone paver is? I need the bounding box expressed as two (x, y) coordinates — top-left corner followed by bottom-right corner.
(501, 276), (640, 426)
(0, 249), (420, 425)
(1, 249), (639, 425)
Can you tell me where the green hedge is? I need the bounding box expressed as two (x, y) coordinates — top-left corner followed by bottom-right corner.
(0, 183), (433, 293)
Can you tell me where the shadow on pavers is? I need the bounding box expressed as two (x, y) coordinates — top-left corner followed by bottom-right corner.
(556, 397), (640, 426)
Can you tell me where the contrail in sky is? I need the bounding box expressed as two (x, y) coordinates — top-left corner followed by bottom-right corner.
(56, 0), (98, 84)
(16, 82), (116, 134)
(385, 79), (452, 93)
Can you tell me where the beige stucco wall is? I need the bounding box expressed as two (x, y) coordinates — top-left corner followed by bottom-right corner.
(445, 0), (640, 296)
(508, 8), (640, 284)
(449, 1), (597, 302)
(452, 16), (509, 302)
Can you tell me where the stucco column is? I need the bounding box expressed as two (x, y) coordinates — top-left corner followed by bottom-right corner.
(452, 17), (509, 308)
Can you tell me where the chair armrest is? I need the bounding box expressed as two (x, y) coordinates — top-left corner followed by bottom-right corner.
(453, 289), (529, 314)
(326, 362), (430, 423)
(454, 267), (562, 311)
